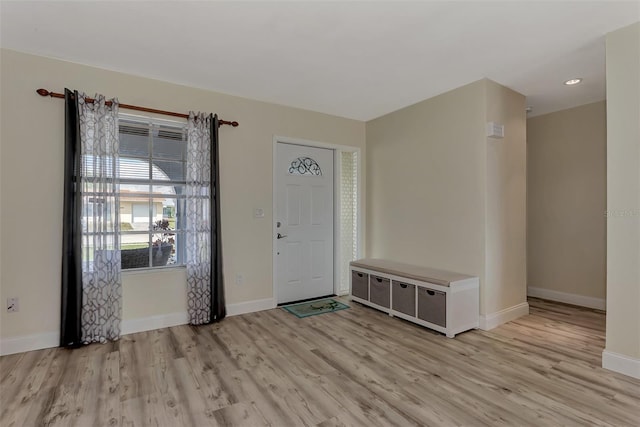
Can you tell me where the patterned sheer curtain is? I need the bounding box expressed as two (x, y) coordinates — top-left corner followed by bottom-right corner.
(186, 112), (226, 325)
(78, 94), (122, 343)
(61, 90), (122, 347)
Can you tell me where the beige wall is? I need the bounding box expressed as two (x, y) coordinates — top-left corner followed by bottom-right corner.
(484, 80), (527, 315)
(366, 80), (487, 288)
(0, 49), (366, 340)
(527, 101), (607, 301)
(605, 23), (640, 361)
(365, 79), (527, 317)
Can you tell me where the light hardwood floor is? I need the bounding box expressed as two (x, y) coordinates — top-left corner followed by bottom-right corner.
(1, 298), (639, 426)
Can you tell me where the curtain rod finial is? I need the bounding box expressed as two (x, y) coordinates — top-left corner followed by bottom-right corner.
(36, 88), (51, 97)
(219, 119), (240, 128)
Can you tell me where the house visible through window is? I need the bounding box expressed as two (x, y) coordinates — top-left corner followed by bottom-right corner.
(117, 116), (187, 269)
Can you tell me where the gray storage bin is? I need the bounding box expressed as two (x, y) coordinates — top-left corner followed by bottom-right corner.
(351, 270), (369, 300)
(417, 288), (447, 327)
(392, 281), (416, 316)
(370, 275), (390, 308)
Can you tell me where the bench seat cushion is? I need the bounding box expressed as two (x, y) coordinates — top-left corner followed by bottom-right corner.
(350, 258), (474, 287)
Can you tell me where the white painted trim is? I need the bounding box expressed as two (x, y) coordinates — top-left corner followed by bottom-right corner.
(0, 331), (59, 356)
(226, 298), (276, 316)
(272, 136), (363, 305)
(602, 350), (640, 379)
(273, 138), (279, 304)
(0, 298), (278, 356)
(119, 112), (186, 126)
(334, 149), (342, 296)
(273, 139), (336, 303)
(121, 311), (188, 335)
(479, 302), (530, 330)
(527, 286), (606, 310)
(274, 135), (360, 152)
(123, 298), (278, 334)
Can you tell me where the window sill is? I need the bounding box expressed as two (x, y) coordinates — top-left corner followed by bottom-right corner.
(121, 265), (186, 276)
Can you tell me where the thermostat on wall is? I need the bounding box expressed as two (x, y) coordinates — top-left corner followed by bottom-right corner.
(486, 122), (505, 139)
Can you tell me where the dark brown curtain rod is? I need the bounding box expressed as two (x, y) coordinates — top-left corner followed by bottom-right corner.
(36, 89), (239, 127)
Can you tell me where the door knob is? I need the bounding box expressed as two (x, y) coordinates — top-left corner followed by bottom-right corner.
(277, 233), (287, 239)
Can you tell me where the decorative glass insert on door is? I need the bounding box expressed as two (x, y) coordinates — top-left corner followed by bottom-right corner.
(288, 157), (322, 176)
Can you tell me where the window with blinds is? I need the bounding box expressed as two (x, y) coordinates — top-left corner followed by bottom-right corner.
(117, 117), (187, 269)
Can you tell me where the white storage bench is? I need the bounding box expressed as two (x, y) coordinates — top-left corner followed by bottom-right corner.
(350, 258), (479, 338)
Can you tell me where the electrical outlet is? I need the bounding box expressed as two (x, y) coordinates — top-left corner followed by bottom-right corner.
(235, 273), (244, 285)
(7, 297), (19, 313)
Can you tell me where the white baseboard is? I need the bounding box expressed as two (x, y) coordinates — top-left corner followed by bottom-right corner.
(121, 311), (189, 335)
(527, 286), (606, 310)
(0, 331), (59, 356)
(0, 313), (192, 355)
(226, 297), (276, 316)
(479, 302), (530, 330)
(602, 350), (640, 379)
(0, 298), (277, 356)
(122, 298), (277, 333)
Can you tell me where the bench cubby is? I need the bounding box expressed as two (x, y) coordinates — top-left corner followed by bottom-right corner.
(392, 281), (416, 316)
(369, 275), (391, 308)
(351, 270), (369, 300)
(350, 258), (479, 338)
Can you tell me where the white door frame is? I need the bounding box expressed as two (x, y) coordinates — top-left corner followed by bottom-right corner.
(272, 136), (363, 304)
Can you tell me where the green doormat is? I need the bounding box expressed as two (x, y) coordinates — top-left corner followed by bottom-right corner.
(282, 298), (350, 318)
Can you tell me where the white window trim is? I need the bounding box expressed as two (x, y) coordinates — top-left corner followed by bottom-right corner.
(117, 112), (188, 271)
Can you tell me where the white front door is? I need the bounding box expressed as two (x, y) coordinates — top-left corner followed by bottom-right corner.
(276, 142), (334, 304)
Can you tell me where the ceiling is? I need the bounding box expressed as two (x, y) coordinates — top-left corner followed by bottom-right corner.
(1, 1), (638, 121)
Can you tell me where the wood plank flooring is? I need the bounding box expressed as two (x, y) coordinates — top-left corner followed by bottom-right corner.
(1, 298), (639, 426)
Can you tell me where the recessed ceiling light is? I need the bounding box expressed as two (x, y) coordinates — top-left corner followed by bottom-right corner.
(564, 78), (583, 86)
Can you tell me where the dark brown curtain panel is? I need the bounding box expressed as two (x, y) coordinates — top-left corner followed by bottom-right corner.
(60, 89), (83, 347)
(210, 114), (226, 322)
